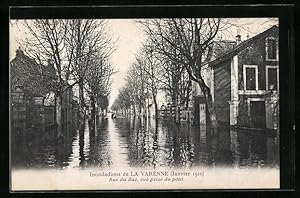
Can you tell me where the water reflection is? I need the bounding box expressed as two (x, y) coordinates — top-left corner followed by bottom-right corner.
(11, 114), (279, 169)
(11, 126), (74, 169)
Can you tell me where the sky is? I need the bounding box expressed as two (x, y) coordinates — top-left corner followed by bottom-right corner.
(10, 18), (278, 108)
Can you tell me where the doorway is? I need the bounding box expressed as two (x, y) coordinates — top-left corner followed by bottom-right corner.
(250, 101), (266, 128)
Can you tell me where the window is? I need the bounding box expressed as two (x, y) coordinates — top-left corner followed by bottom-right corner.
(245, 68), (256, 90)
(266, 37), (278, 61)
(266, 66), (279, 91)
(243, 65), (258, 90)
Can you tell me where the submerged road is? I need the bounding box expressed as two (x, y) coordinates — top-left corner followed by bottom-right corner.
(12, 113), (279, 169)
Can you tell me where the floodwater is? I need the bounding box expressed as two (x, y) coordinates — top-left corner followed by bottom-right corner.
(11, 113), (279, 170)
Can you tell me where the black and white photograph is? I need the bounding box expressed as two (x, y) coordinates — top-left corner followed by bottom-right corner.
(10, 16), (281, 190)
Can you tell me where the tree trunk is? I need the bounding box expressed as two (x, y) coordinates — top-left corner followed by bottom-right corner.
(144, 102), (147, 118)
(174, 94), (179, 123)
(139, 103), (142, 116)
(79, 79), (85, 117)
(90, 95), (96, 133)
(147, 99), (151, 118)
(196, 79), (218, 134)
(153, 93), (158, 119)
(55, 93), (63, 139)
(104, 107), (107, 117)
(133, 104), (136, 116)
(176, 105), (180, 124)
(171, 90), (177, 106)
(186, 79), (192, 109)
(193, 97), (200, 126)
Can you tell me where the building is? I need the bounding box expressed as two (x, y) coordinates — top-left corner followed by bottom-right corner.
(193, 25), (279, 129)
(10, 48), (78, 132)
(10, 47), (57, 99)
(192, 40), (238, 126)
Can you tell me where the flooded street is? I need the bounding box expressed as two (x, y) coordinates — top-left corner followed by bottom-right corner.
(11, 113), (279, 170)
(10, 18), (285, 191)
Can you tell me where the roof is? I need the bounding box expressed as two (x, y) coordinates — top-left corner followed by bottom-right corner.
(206, 25), (279, 66)
(10, 48), (57, 97)
(205, 40), (237, 62)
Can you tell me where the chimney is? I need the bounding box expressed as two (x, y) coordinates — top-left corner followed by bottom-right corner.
(16, 47), (24, 56)
(47, 59), (53, 65)
(236, 29), (241, 45)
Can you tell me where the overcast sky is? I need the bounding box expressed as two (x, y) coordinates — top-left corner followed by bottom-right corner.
(10, 18), (278, 107)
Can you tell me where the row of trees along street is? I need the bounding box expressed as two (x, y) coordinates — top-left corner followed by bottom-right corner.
(17, 19), (116, 138)
(112, 18), (235, 134)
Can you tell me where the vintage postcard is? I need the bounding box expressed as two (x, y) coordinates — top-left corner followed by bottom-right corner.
(10, 16), (280, 191)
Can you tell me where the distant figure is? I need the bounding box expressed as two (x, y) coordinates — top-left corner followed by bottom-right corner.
(111, 113), (114, 119)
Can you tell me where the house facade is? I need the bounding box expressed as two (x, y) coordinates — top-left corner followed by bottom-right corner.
(193, 25), (279, 129)
(11, 48), (79, 133)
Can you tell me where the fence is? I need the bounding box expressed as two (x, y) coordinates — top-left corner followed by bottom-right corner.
(11, 104), (26, 133)
(11, 104), (55, 131)
(44, 106), (55, 126)
(159, 104), (193, 123)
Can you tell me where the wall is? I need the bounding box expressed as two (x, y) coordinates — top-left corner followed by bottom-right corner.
(238, 30), (279, 91)
(213, 59), (231, 125)
(11, 88), (78, 136)
(237, 30), (279, 128)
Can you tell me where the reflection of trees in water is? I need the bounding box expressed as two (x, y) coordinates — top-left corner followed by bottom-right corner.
(178, 123), (195, 168)
(55, 122), (77, 168)
(86, 117), (98, 167)
(11, 123), (76, 169)
(85, 118), (112, 168)
(112, 116), (141, 167)
(193, 125), (209, 167)
(142, 120), (154, 167)
(84, 122), (278, 168)
(160, 121), (196, 168)
(113, 117), (174, 168)
(12, 116), (279, 169)
(78, 122), (86, 167)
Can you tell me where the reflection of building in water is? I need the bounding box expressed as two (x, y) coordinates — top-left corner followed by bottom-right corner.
(230, 129), (240, 168)
(192, 25), (279, 130)
(229, 128), (279, 168)
(12, 114), (279, 169)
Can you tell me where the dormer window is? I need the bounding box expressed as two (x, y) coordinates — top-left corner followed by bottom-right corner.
(265, 37), (278, 61)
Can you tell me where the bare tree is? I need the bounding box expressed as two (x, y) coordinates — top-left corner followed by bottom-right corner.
(157, 57), (192, 111)
(21, 19), (73, 138)
(139, 18), (229, 132)
(137, 44), (164, 119)
(112, 56), (151, 117)
(65, 19), (115, 118)
(20, 19), (116, 137)
(126, 60), (148, 116)
(85, 52), (115, 123)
